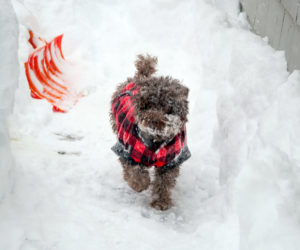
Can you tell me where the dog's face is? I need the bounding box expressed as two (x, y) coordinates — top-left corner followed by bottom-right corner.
(134, 76), (189, 142)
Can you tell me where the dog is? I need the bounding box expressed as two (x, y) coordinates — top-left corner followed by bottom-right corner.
(110, 54), (191, 210)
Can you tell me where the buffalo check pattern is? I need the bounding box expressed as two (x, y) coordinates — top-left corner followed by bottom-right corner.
(111, 82), (190, 168)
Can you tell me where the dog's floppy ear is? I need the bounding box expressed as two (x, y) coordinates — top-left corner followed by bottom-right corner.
(135, 54), (157, 78)
(177, 84), (189, 99)
(181, 86), (189, 98)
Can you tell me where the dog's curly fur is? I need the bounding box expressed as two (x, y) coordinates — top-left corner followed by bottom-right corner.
(110, 54), (189, 210)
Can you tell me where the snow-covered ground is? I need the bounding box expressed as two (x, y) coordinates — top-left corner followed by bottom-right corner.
(1, 0), (300, 249)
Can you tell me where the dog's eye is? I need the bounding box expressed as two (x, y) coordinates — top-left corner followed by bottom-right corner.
(167, 107), (173, 115)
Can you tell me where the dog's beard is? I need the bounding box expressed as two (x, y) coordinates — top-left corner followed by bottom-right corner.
(138, 114), (183, 141)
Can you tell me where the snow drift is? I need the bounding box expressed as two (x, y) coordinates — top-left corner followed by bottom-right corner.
(0, 0), (19, 202)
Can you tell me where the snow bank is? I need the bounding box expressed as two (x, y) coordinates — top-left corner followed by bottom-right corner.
(0, 0), (19, 201)
(234, 71), (300, 250)
(211, 0), (240, 16)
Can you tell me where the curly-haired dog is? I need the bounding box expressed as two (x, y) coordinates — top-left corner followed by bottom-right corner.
(110, 55), (191, 210)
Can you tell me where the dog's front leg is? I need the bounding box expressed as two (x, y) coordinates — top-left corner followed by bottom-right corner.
(151, 166), (180, 210)
(119, 158), (150, 192)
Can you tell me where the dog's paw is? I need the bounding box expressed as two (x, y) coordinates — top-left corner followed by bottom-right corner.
(128, 179), (150, 192)
(150, 199), (172, 211)
(123, 166), (150, 192)
(127, 171), (150, 192)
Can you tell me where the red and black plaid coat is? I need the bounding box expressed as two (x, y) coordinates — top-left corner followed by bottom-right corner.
(111, 82), (191, 170)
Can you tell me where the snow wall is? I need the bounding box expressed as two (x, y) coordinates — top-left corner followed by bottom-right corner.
(0, 0), (19, 201)
(240, 0), (300, 72)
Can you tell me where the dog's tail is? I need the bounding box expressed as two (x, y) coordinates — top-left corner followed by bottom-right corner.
(135, 54), (157, 78)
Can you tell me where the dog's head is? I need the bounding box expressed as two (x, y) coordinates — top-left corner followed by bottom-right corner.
(133, 55), (189, 142)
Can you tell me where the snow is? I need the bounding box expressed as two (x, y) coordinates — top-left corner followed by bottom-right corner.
(0, 0), (19, 203)
(0, 0), (300, 249)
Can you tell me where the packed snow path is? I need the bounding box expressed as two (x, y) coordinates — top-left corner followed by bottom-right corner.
(1, 0), (300, 249)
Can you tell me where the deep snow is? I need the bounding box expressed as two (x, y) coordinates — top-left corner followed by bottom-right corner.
(0, 0), (19, 204)
(1, 0), (300, 249)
